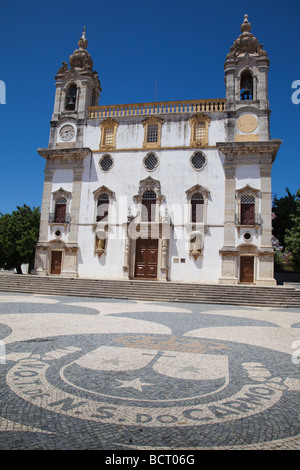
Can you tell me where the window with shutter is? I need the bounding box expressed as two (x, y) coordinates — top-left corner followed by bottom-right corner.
(97, 193), (109, 222)
(241, 195), (255, 225)
(142, 190), (156, 222)
(54, 197), (67, 223)
(191, 193), (204, 223)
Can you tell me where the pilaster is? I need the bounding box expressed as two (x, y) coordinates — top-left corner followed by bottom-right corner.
(38, 168), (53, 242)
(68, 167), (84, 244)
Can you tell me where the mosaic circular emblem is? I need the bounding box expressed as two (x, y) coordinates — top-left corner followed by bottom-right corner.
(6, 332), (300, 430)
(237, 114), (258, 133)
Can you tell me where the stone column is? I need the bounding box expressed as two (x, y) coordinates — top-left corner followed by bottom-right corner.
(260, 162), (273, 248)
(257, 160), (276, 285)
(223, 163), (236, 247)
(68, 166), (84, 244)
(219, 160), (238, 284)
(38, 168), (53, 242)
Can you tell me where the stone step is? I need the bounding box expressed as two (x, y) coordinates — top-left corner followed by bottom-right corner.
(0, 274), (300, 308)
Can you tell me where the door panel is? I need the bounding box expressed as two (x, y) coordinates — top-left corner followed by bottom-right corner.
(51, 251), (62, 275)
(241, 203), (255, 225)
(55, 204), (66, 223)
(135, 239), (158, 279)
(240, 256), (254, 283)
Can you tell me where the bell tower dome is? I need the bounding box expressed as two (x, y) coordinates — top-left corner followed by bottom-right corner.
(49, 27), (102, 149)
(224, 15), (270, 141)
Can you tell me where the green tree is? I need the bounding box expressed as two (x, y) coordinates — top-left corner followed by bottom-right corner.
(272, 188), (297, 248)
(0, 205), (40, 274)
(284, 190), (300, 271)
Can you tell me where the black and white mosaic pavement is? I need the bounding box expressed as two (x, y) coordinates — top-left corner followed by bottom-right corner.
(0, 292), (299, 450)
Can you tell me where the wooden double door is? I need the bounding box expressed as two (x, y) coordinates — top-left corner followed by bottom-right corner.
(51, 251), (62, 275)
(240, 256), (254, 283)
(134, 238), (158, 279)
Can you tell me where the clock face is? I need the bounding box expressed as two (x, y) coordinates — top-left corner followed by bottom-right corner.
(59, 124), (75, 141)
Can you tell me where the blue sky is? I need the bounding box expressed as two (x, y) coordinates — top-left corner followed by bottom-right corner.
(0, 0), (299, 214)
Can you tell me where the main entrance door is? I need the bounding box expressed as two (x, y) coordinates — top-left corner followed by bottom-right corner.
(240, 256), (254, 283)
(51, 251), (62, 275)
(134, 238), (158, 279)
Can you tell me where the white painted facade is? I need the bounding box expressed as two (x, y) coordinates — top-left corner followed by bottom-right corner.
(34, 16), (281, 286)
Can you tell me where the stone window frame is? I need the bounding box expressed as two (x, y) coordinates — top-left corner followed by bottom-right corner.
(49, 187), (72, 226)
(93, 186), (115, 256)
(189, 113), (210, 147)
(186, 184), (210, 228)
(235, 185), (261, 231)
(142, 116), (164, 149)
(93, 185), (115, 224)
(99, 118), (119, 150)
(186, 185), (209, 259)
(133, 176), (165, 224)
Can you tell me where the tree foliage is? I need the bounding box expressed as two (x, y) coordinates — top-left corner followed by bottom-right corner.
(272, 188), (297, 248)
(284, 190), (300, 271)
(272, 188), (300, 272)
(0, 205), (40, 274)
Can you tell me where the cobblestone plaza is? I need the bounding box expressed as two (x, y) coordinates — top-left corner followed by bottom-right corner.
(0, 292), (299, 450)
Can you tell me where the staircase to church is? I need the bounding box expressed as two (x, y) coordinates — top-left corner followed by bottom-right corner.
(0, 273), (300, 308)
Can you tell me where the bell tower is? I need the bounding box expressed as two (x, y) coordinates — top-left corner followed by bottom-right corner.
(49, 27), (102, 148)
(218, 15), (281, 286)
(224, 14), (270, 141)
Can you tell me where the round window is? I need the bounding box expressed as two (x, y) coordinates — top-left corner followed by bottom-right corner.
(144, 153), (158, 171)
(100, 154), (113, 172)
(243, 232), (252, 241)
(190, 152), (206, 171)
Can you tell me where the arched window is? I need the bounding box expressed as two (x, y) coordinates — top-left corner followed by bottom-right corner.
(66, 84), (77, 110)
(191, 193), (204, 223)
(97, 193), (109, 222)
(142, 190), (157, 222)
(54, 197), (67, 223)
(241, 195), (255, 225)
(240, 70), (253, 101)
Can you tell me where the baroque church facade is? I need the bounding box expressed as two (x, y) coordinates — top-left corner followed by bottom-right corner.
(34, 15), (281, 286)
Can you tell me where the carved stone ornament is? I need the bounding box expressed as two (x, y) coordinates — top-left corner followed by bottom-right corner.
(57, 62), (68, 76)
(227, 14), (268, 59)
(186, 184), (210, 200)
(189, 230), (203, 260)
(134, 176), (165, 203)
(69, 27), (93, 70)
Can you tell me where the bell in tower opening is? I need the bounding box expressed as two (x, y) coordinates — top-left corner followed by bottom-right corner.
(240, 70), (253, 100)
(66, 84), (77, 110)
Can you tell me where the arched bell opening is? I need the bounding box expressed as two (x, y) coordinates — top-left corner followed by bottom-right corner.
(240, 70), (253, 101)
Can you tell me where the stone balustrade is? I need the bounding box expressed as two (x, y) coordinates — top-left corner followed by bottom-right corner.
(88, 98), (226, 119)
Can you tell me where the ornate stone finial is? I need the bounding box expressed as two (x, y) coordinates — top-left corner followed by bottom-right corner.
(78, 26), (88, 50)
(69, 26), (93, 69)
(226, 14), (268, 59)
(241, 14), (251, 33)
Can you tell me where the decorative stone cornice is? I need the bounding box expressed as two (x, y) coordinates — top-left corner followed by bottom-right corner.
(37, 147), (91, 161)
(216, 140), (281, 162)
(185, 184), (210, 199)
(93, 185), (115, 200)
